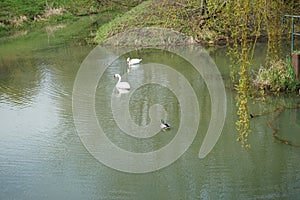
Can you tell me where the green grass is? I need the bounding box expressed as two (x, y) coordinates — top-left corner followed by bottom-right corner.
(0, 0), (101, 19)
(95, 1), (153, 43)
(0, 0), (144, 40)
(254, 57), (299, 93)
(94, 0), (226, 44)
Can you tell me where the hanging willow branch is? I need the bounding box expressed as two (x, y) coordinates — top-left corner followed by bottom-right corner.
(220, 0), (290, 146)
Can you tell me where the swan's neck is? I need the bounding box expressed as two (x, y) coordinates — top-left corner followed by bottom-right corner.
(117, 75), (121, 85)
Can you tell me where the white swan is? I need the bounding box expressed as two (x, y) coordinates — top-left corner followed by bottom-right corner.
(160, 119), (170, 130)
(114, 74), (130, 90)
(127, 57), (142, 66)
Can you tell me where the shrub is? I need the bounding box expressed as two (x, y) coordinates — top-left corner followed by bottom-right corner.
(253, 57), (299, 93)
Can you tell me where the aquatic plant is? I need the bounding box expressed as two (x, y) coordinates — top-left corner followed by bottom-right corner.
(254, 57), (299, 94)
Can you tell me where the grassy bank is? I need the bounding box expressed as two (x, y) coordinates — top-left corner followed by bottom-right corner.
(2, 0), (299, 46)
(253, 57), (299, 94)
(95, 0), (224, 45)
(95, 0), (300, 46)
(0, 0), (144, 44)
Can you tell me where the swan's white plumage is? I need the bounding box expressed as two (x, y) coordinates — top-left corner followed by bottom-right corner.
(114, 74), (130, 90)
(127, 57), (142, 66)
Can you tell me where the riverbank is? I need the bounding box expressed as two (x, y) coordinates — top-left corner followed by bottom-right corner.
(0, 0), (143, 45)
(2, 0), (299, 47)
(94, 0), (227, 45)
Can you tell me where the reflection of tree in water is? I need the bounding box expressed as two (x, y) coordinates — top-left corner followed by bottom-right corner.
(0, 55), (42, 107)
(31, 45), (96, 174)
(0, 44), (94, 176)
(0, 44), (91, 109)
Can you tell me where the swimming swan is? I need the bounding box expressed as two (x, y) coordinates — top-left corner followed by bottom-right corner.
(114, 74), (130, 90)
(127, 57), (142, 66)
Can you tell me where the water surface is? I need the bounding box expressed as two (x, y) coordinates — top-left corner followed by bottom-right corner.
(0, 39), (300, 199)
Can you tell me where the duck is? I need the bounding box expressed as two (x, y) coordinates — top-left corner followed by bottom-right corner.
(160, 119), (170, 130)
(127, 57), (142, 66)
(114, 74), (130, 90)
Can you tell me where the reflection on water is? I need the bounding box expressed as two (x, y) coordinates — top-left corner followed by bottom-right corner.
(0, 56), (41, 108)
(0, 41), (300, 199)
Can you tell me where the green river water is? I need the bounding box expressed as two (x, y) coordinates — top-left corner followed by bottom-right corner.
(0, 33), (300, 199)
